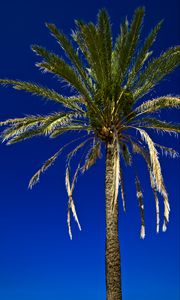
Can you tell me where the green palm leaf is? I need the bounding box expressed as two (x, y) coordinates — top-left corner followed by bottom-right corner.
(113, 7), (145, 85)
(46, 22), (93, 93)
(132, 47), (180, 99)
(135, 96), (180, 116)
(127, 20), (163, 86)
(0, 79), (84, 111)
(1, 112), (80, 143)
(33, 45), (106, 123)
(138, 118), (180, 134)
(112, 18), (128, 92)
(49, 124), (92, 139)
(74, 21), (105, 84)
(32, 45), (91, 99)
(97, 9), (112, 85)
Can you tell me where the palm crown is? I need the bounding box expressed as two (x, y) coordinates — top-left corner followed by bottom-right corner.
(0, 7), (180, 239)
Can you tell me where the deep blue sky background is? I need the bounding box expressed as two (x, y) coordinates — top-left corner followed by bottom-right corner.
(0, 0), (179, 299)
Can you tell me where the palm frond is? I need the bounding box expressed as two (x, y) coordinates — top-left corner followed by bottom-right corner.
(65, 165), (81, 239)
(28, 147), (63, 189)
(97, 9), (112, 84)
(138, 118), (180, 135)
(72, 23), (92, 72)
(132, 46), (180, 99)
(42, 113), (79, 135)
(135, 96), (180, 116)
(81, 139), (101, 172)
(73, 14), (113, 92)
(67, 137), (94, 163)
(114, 89), (134, 121)
(135, 175), (145, 239)
(0, 79), (85, 112)
(1, 116), (44, 141)
(127, 20), (163, 86)
(136, 128), (162, 192)
(113, 7), (145, 84)
(46, 23), (93, 94)
(4, 127), (45, 144)
(32, 46), (106, 123)
(28, 135), (89, 189)
(49, 124), (92, 138)
(111, 132), (120, 211)
(112, 18), (128, 89)
(1, 112), (79, 143)
(136, 128), (170, 230)
(32, 45), (91, 99)
(149, 171), (160, 233)
(119, 160), (126, 212)
(120, 143), (132, 166)
(0, 115), (44, 127)
(131, 141), (160, 233)
(68, 21), (104, 85)
(155, 143), (179, 158)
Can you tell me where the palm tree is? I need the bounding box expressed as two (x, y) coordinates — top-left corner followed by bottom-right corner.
(0, 7), (180, 300)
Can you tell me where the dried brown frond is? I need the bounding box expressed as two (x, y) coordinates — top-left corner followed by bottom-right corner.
(119, 162), (126, 212)
(29, 148), (62, 189)
(111, 131), (120, 212)
(131, 141), (160, 232)
(149, 172), (160, 233)
(135, 175), (145, 239)
(137, 128), (163, 192)
(132, 135), (170, 232)
(67, 137), (93, 163)
(81, 140), (101, 173)
(65, 165), (81, 239)
(155, 143), (179, 158)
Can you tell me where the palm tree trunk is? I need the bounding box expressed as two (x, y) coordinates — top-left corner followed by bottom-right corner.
(105, 140), (122, 300)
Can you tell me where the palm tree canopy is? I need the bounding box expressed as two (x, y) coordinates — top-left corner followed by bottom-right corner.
(0, 7), (180, 238)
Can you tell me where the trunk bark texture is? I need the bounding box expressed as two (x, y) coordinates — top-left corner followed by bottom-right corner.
(105, 140), (122, 300)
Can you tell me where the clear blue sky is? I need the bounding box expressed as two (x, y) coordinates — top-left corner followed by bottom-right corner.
(0, 0), (179, 299)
